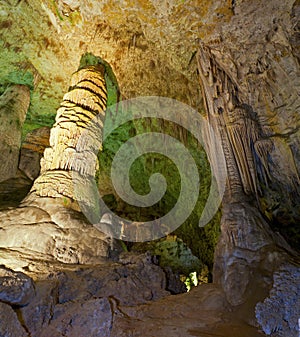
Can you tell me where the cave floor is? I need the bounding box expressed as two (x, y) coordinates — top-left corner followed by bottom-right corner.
(0, 175), (267, 337)
(110, 283), (266, 337)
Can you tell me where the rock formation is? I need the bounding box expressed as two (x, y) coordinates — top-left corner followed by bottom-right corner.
(197, 45), (299, 307)
(19, 126), (50, 181)
(0, 59), (112, 268)
(0, 84), (30, 182)
(0, 253), (171, 337)
(194, 3), (300, 329)
(0, 0), (299, 336)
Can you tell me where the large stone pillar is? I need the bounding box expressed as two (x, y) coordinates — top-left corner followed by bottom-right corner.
(0, 59), (113, 269)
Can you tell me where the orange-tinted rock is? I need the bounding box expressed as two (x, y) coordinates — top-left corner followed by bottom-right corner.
(19, 126), (50, 180)
(0, 85), (30, 183)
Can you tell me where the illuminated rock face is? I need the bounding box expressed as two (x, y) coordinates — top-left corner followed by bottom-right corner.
(0, 63), (111, 267)
(26, 64), (107, 201)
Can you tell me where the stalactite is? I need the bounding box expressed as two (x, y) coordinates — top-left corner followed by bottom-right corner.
(196, 45), (275, 201)
(197, 46), (243, 200)
(197, 43), (299, 308)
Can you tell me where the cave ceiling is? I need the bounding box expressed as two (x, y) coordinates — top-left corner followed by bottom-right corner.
(0, 0), (229, 115)
(1, 0), (298, 126)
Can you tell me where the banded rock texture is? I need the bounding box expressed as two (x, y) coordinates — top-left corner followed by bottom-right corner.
(0, 61), (112, 269)
(26, 64), (107, 201)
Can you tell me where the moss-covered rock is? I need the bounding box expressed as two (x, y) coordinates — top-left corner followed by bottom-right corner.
(132, 235), (204, 276)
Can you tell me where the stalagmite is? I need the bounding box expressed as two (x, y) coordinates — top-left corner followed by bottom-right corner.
(0, 57), (113, 270)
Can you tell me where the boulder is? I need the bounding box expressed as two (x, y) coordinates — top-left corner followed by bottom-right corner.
(0, 266), (35, 306)
(14, 252), (168, 336)
(256, 264), (300, 337)
(0, 302), (28, 337)
(0, 198), (110, 267)
(16, 279), (58, 336)
(40, 297), (113, 337)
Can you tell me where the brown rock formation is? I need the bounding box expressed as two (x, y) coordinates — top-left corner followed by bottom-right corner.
(0, 62), (111, 268)
(19, 126), (50, 181)
(0, 84), (30, 182)
(197, 45), (299, 306)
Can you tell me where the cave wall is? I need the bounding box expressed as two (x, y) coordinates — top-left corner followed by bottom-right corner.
(194, 0), (300, 307)
(197, 0), (300, 244)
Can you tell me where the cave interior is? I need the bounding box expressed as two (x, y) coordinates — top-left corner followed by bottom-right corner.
(0, 1), (299, 336)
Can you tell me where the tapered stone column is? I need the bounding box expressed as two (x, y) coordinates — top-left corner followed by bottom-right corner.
(0, 58), (112, 270)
